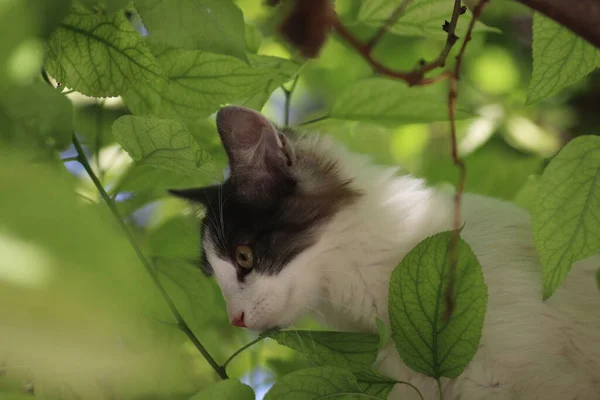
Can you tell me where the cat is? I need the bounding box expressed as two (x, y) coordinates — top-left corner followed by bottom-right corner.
(170, 105), (600, 399)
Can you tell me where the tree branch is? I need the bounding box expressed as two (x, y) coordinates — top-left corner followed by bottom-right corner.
(444, 0), (490, 322)
(330, 0), (466, 86)
(514, 0), (600, 48)
(72, 135), (228, 380)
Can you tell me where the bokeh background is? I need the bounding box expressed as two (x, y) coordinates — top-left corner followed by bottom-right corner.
(1, 0), (598, 399)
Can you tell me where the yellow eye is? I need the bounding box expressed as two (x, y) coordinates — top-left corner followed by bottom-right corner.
(235, 245), (254, 269)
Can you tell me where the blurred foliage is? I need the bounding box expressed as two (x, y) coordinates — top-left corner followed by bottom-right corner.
(0, 0), (598, 399)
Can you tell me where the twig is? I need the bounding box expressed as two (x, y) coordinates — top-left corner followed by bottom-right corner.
(282, 75), (300, 127)
(61, 156), (79, 163)
(418, 0), (465, 74)
(75, 192), (97, 204)
(299, 114), (330, 126)
(72, 135), (228, 380)
(365, 0), (415, 51)
(443, 0), (490, 321)
(330, 0), (466, 86)
(222, 336), (266, 370)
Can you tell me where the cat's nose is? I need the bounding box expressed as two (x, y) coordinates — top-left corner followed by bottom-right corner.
(231, 312), (247, 328)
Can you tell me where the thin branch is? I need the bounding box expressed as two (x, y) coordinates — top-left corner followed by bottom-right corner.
(75, 192), (97, 204)
(72, 135), (228, 380)
(282, 75), (300, 127)
(222, 336), (266, 370)
(398, 380), (425, 400)
(61, 156), (79, 163)
(365, 0), (415, 51)
(299, 114), (330, 126)
(330, 0), (466, 86)
(444, 0), (490, 322)
(418, 0), (464, 74)
(330, 17), (423, 85)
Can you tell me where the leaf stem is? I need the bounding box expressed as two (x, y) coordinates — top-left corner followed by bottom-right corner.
(72, 134), (228, 380)
(299, 115), (330, 126)
(61, 156), (79, 163)
(222, 335), (266, 370)
(398, 380), (425, 400)
(282, 75), (299, 127)
(437, 378), (444, 400)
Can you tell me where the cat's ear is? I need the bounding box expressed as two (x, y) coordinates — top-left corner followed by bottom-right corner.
(216, 105), (295, 201)
(168, 185), (220, 206)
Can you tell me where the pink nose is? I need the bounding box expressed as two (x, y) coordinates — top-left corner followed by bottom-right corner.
(231, 312), (247, 328)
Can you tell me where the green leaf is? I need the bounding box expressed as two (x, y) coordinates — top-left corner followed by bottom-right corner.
(265, 330), (380, 372)
(356, 0), (499, 40)
(596, 269), (600, 292)
(189, 379), (254, 400)
(156, 259), (223, 333)
(238, 55), (302, 111)
(376, 317), (391, 350)
(0, 394), (36, 400)
(0, 0), (70, 92)
(513, 176), (540, 214)
(354, 369), (396, 399)
(527, 13), (600, 104)
(149, 216), (200, 259)
(389, 231), (488, 379)
(136, 0), (247, 60)
(45, 5), (166, 111)
(266, 357), (314, 379)
(330, 78), (472, 124)
(532, 135), (600, 299)
(0, 83), (73, 150)
(127, 46), (301, 122)
(78, 0), (130, 14)
(245, 24), (263, 54)
(112, 116), (218, 179)
(264, 366), (359, 400)
(0, 150), (191, 399)
(422, 137), (543, 201)
(73, 102), (127, 148)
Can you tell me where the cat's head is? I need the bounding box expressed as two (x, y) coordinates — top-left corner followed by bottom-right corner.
(169, 106), (360, 332)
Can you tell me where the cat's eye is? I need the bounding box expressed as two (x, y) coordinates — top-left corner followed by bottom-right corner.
(235, 245), (254, 270)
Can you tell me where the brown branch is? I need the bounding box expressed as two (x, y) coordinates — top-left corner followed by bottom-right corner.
(514, 0), (600, 49)
(330, 0), (468, 86)
(418, 0), (466, 74)
(443, 0), (491, 322)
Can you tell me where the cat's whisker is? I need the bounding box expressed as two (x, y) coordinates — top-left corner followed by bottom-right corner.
(303, 304), (325, 319)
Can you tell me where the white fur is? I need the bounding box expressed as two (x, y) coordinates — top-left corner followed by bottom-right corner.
(205, 136), (600, 399)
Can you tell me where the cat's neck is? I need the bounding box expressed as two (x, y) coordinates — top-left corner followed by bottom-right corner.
(298, 136), (454, 332)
